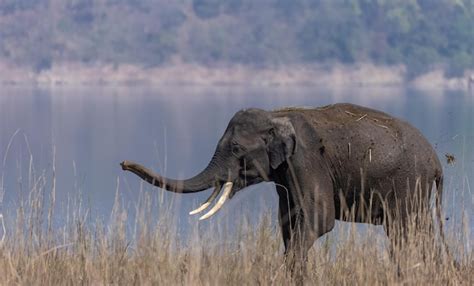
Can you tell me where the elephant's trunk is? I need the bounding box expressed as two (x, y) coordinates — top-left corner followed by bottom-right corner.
(120, 154), (229, 193)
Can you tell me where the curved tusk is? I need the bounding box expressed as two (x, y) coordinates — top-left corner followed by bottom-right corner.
(189, 186), (222, 215)
(199, 182), (233, 220)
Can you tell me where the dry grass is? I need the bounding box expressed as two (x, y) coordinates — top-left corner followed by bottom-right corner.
(0, 176), (472, 286)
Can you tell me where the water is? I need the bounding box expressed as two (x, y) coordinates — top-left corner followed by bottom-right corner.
(0, 85), (472, 239)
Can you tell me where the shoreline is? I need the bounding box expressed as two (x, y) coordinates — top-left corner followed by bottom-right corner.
(0, 62), (472, 90)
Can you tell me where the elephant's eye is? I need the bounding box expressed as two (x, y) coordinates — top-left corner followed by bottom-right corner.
(263, 128), (274, 145)
(231, 142), (244, 156)
(268, 128), (275, 136)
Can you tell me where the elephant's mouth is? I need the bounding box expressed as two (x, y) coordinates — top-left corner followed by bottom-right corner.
(229, 179), (244, 199)
(229, 175), (265, 199)
(186, 158), (269, 220)
(187, 175), (264, 220)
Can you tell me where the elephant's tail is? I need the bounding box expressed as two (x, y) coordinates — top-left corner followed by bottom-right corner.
(434, 174), (457, 268)
(434, 174), (445, 245)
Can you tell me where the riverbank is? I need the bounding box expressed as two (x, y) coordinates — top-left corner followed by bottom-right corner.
(0, 61), (472, 89)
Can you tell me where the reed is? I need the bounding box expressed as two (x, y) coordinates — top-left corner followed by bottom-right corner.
(0, 151), (471, 285)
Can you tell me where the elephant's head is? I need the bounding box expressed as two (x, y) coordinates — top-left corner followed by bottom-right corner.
(121, 108), (296, 219)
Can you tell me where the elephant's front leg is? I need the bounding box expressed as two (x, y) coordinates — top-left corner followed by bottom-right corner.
(278, 203), (311, 264)
(276, 178), (336, 269)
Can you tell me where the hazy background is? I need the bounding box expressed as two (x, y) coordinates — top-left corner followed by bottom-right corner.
(0, 0), (473, 80)
(0, 1), (473, 241)
(0, 86), (472, 239)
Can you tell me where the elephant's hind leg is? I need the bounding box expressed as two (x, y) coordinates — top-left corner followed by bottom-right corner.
(382, 175), (437, 278)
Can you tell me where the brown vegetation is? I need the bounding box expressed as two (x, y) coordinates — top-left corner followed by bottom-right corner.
(0, 167), (472, 285)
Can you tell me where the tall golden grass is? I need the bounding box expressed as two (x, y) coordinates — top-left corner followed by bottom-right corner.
(0, 159), (472, 285)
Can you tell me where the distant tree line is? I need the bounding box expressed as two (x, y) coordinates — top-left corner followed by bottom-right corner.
(0, 0), (472, 78)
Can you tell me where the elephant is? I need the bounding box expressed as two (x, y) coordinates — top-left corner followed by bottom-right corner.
(120, 103), (445, 266)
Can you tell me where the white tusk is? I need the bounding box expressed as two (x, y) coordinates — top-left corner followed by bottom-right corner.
(199, 182), (233, 220)
(189, 202), (211, 215)
(189, 186), (221, 215)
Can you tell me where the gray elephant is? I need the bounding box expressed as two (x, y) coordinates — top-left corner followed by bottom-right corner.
(121, 103), (444, 263)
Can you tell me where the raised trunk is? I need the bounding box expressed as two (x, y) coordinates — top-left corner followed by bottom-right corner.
(120, 155), (227, 193)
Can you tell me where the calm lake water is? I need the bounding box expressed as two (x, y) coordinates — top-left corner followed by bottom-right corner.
(0, 85), (473, 239)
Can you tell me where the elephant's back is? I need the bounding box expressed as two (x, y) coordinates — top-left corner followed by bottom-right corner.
(274, 103), (402, 135)
(274, 103), (394, 121)
(294, 103), (395, 125)
(273, 102), (437, 151)
(275, 103), (441, 179)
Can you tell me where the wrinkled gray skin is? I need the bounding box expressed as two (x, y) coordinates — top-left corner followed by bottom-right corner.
(121, 103), (443, 263)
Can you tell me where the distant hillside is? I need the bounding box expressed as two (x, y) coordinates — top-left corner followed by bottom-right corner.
(0, 0), (473, 79)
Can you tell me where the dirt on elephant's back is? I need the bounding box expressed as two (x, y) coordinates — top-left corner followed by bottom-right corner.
(274, 103), (397, 128)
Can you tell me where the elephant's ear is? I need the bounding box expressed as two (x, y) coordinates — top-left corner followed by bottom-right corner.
(268, 117), (296, 169)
